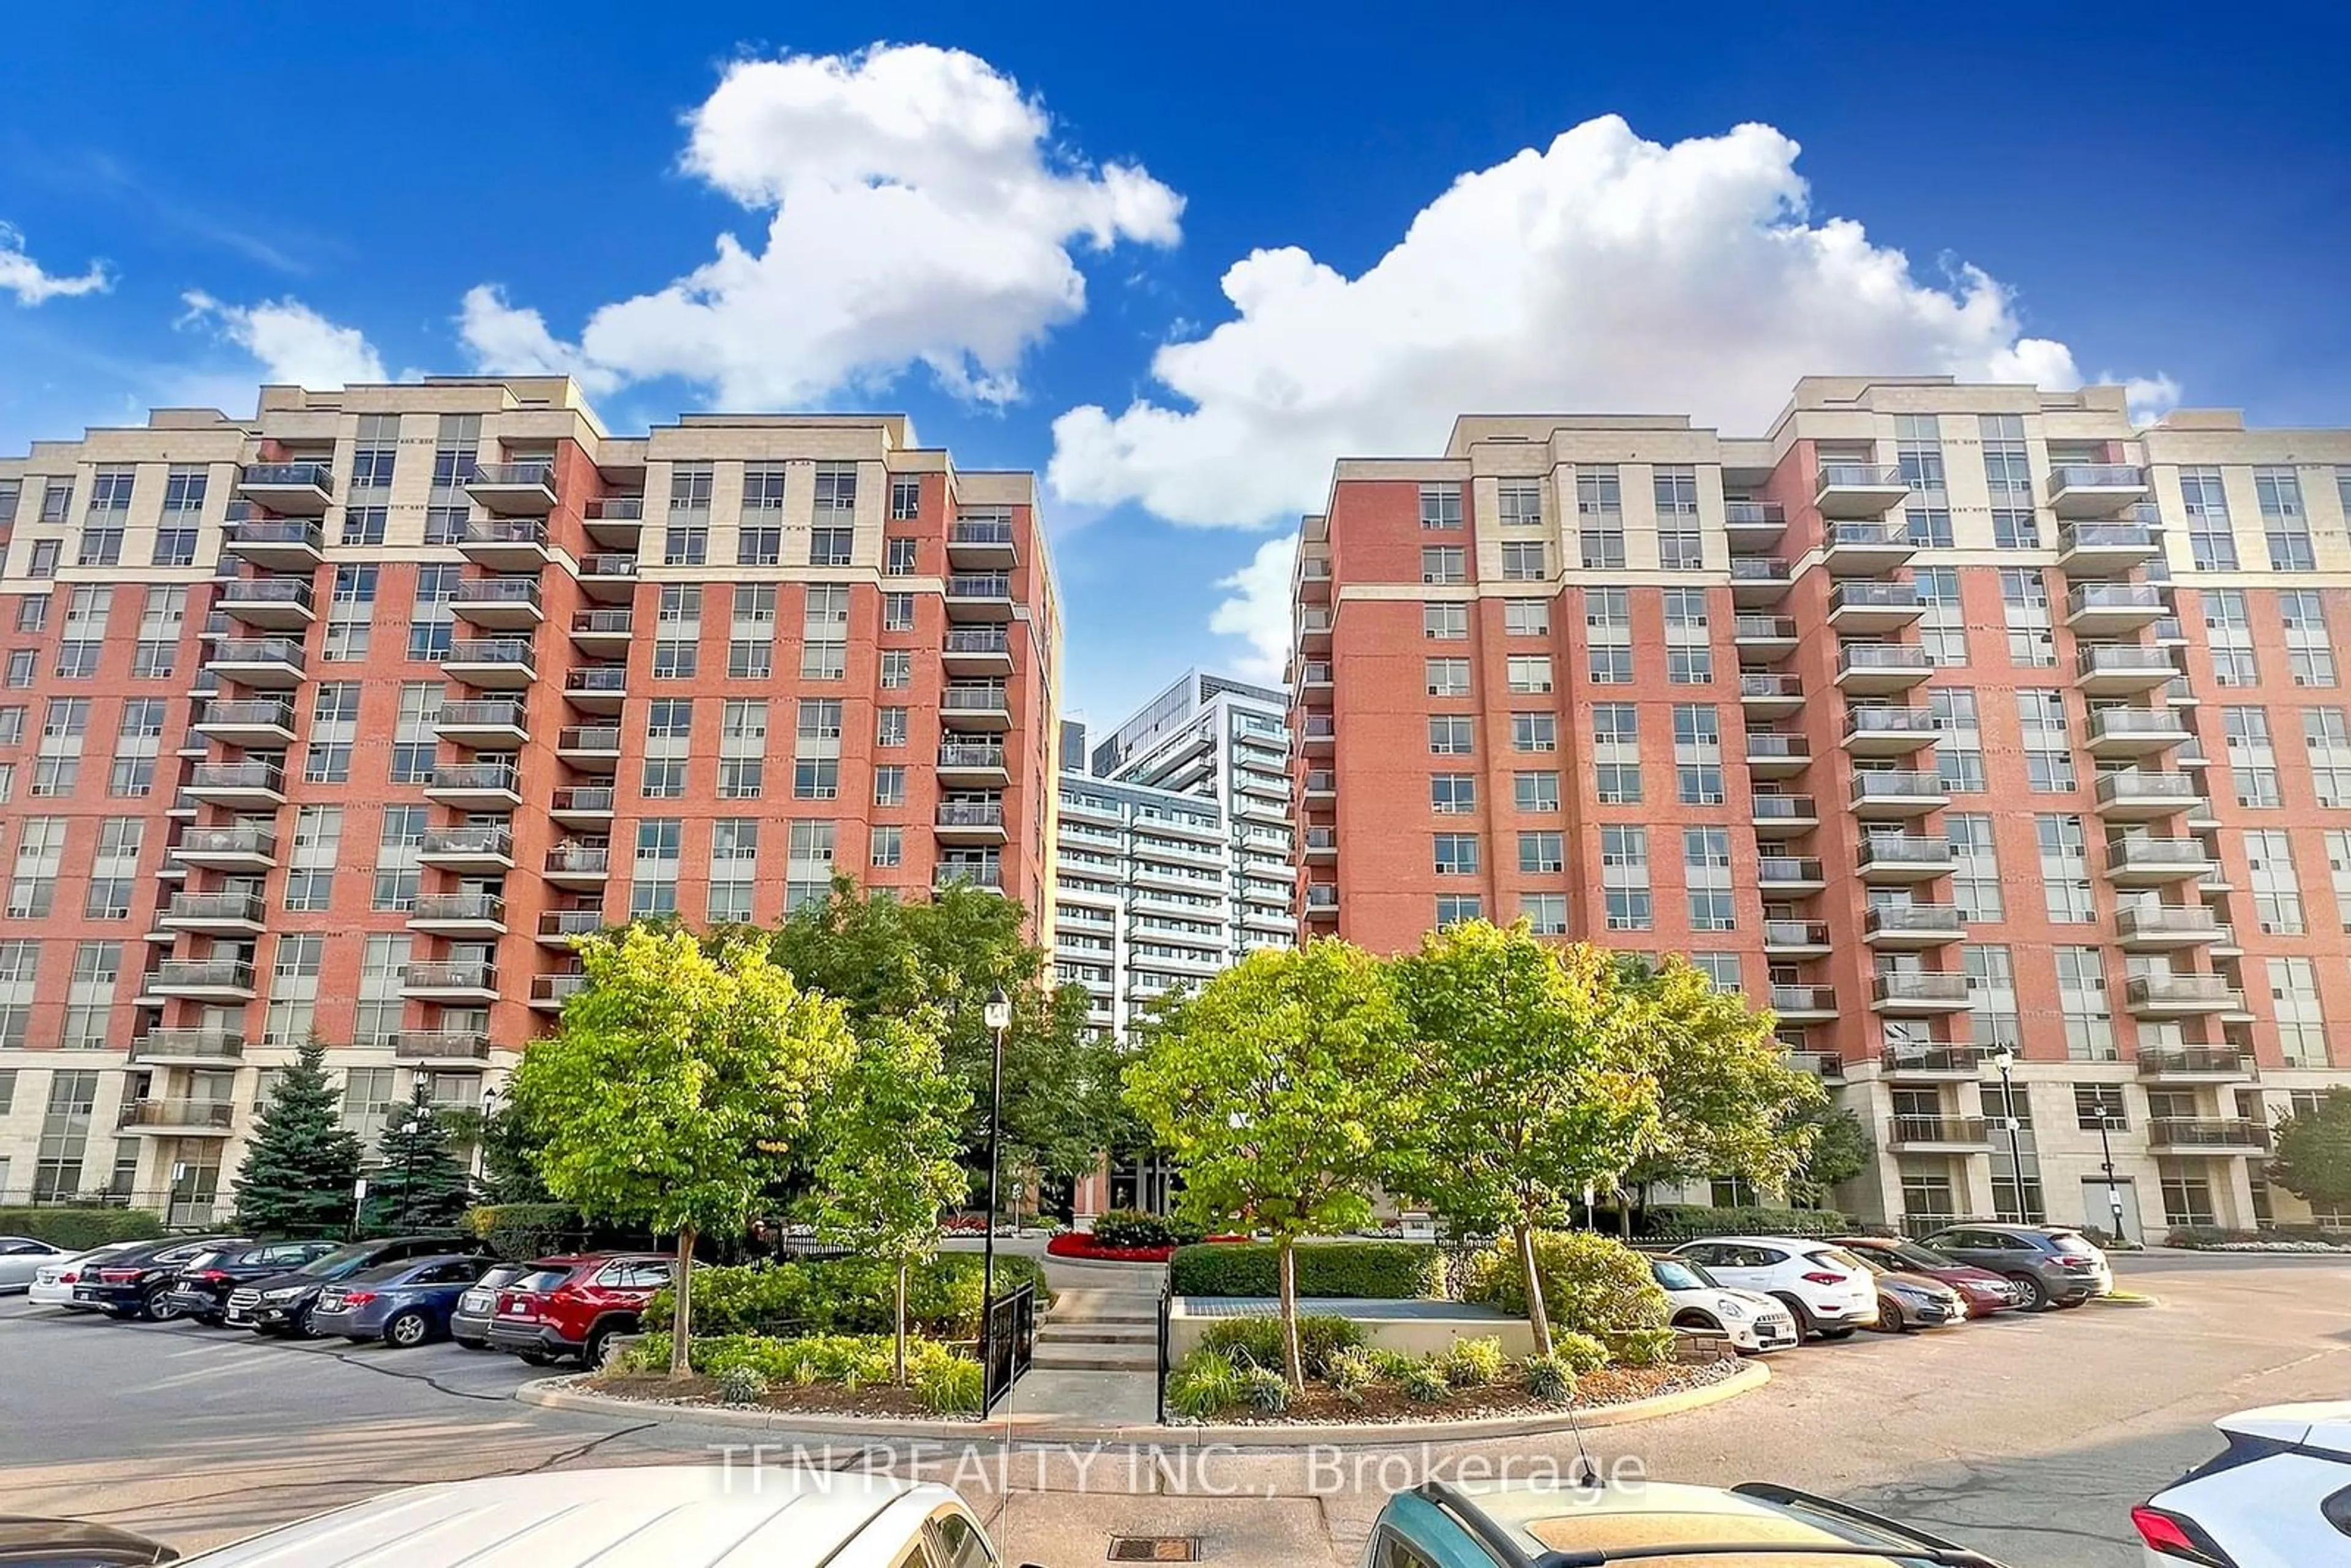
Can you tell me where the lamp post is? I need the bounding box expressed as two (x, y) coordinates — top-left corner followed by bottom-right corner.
(2096, 1107), (2127, 1242)
(471, 1087), (501, 1188)
(980, 986), (1013, 1394)
(1987, 1047), (2027, 1223)
(399, 1109), (419, 1231)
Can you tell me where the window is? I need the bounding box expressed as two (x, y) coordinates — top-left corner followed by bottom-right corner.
(1425, 658), (1470, 697)
(1521, 893), (1567, 935)
(813, 462), (857, 517)
(1514, 770), (1560, 812)
(85, 817), (140, 920)
(1963, 944), (2020, 1052)
(1500, 541), (1546, 581)
(2037, 814), (2093, 923)
(1497, 481), (1542, 529)
(885, 537), (918, 576)
(809, 527), (855, 568)
(1503, 599), (1549, 637)
(718, 699), (768, 799)
(1506, 655), (1553, 694)
(1601, 825), (1651, 930)
(2308, 708), (2351, 808)
(1586, 587), (1632, 684)
(1433, 833), (1480, 875)
(1434, 895), (1482, 926)
(2056, 946), (2115, 1060)
(1912, 566), (1966, 667)
(389, 681), (438, 784)
(737, 522), (782, 566)
(1924, 687), (1984, 792)
(31, 1067), (95, 1201)
(323, 564), (375, 662)
(801, 585), (849, 680)
(786, 819), (835, 911)
(2267, 955), (2327, 1066)
(869, 824), (903, 869)
(408, 564), (459, 661)
(263, 932), (323, 1046)
(1662, 588), (1711, 683)
(2257, 467), (2313, 569)
(354, 934), (408, 1046)
(880, 649), (912, 689)
(1644, 465), (1701, 568)
(2245, 829), (2303, 934)
(60, 940), (121, 1050)
(873, 766), (906, 806)
(1684, 827), (1733, 929)
(2281, 590), (2336, 686)
(1420, 546), (1466, 585)
(1512, 712), (1558, 752)
(890, 477), (921, 520)
(31, 697), (87, 797)
(2204, 588), (2257, 686)
(372, 805), (424, 910)
(304, 681), (358, 784)
(1430, 774), (1477, 814)
(1418, 483), (1463, 529)
(1576, 468), (1624, 569)
(2074, 1085), (2128, 1132)
(2179, 467), (2237, 569)
(876, 706), (908, 747)
(13, 597), (44, 634)
(631, 819), (681, 916)
(642, 697), (692, 799)
(705, 819), (760, 923)
(2000, 569), (2054, 667)
(2225, 705), (2279, 808)
(1673, 703), (1723, 806)
(883, 593), (915, 632)
(1520, 831), (1565, 874)
(4, 651), (31, 688)
(1428, 716), (1473, 756)
(1423, 602), (1468, 640)
(2327, 830), (2351, 929)
(2017, 689), (2075, 792)
(1946, 813), (2003, 922)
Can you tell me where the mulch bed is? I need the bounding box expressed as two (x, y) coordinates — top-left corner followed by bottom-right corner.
(584, 1371), (974, 1421)
(1179, 1359), (1741, 1426)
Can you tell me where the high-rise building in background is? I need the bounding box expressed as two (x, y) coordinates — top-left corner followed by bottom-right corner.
(1291, 375), (2351, 1241)
(0, 379), (1060, 1221)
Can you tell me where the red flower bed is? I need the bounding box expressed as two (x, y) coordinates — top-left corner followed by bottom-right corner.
(1046, 1231), (1251, 1263)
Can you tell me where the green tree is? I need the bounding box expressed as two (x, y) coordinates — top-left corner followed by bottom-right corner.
(508, 925), (853, 1376)
(231, 1036), (363, 1237)
(1125, 941), (1422, 1386)
(1785, 1103), (1872, 1210)
(808, 1013), (972, 1382)
(2270, 1088), (2351, 1214)
(467, 1095), (554, 1205)
(361, 1082), (474, 1233)
(1392, 922), (1658, 1355)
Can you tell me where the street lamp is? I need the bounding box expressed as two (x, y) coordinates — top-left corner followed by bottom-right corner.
(980, 986), (1013, 1336)
(2095, 1105), (2127, 1242)
(397, 1109), (420, 1231)
(1987, 1046), (2028, 1223)
(472, 1086), (502, 1187)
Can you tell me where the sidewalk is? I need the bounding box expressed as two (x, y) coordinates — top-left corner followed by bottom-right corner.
(997, 1253), (1164, 1425)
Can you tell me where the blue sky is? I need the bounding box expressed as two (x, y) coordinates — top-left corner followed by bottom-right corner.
(1, 4), (2344, 729)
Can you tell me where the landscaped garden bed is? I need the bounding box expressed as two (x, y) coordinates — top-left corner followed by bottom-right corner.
(591, 1329), (986, 1417)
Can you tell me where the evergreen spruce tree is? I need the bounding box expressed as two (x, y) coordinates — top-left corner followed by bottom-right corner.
(231, 1036), (363, 1237)
(361, 1082), (476, 1233)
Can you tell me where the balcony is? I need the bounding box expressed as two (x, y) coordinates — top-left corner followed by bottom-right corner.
(1303, 770), (1336, 801)
(219, 577), (316, 629)
(1826, 579), (1924, 633)
(118, 1100), (237, 1135)
(943, 573), (1014, 621)
(150, 958), (257, 999)
(1881, 1046), (1981, 1079)
(403, 961), (500, 1003)
(934, 864), (1006, 894)
(1858, 833), (1955, 883)
(1787, 1050), (1845, 1082)
(133, 1029), (246, 1065)
(451, 576), (546, 629)
(582, 496), (645, 546)
(538, 907), (607, 947)
(173, 826), (277, 872)
(555, 724), (623, 765)
(168, 790), (199, 819)
(1757, 855), (1828, 894)
(2055, 520), (2163, 575)
(569, 608), (634, 655)
(563, 666), (628, 715)
(465, 460), (559, 515)
(937, 743), (1010, 786)
(1733, 615), (1799, 656)
(1300, 717), (1337, 756)
(2124, 973), (2241, 1016)
(2047, 463), (2153, 519)
(1872, 972), (1973, 1013)
(1835, 642), (1932, 695)
(2148, 1117), (2271, 1154)
(1740, 673), (1805, 719)
(236, 462), (336, 516)
(947, 517), (1018, 569)
(424, 760), (523, 810)
(1886, 1116), (1990, 1152)
(435, 699), (529, 746)
(406, 890), (509, 936)
(457, 518), (552, 572)
(160, 889), (268, 935)
(1843, 706), (1937, 757)
(1722, 500), (1787, 547)
(2137, 1048), (2257, 1082)
(2107, 836), (2216, 885)
(530, 972), (589, 1012)
(187, 760), (286, 808)
(1850, 771), (1949, 820)
(1761, 919), (1832, 956)
(1815, 463), (1911, 518)
(2094, 770), (2194, 821)
(1297, 608), (1333, 654)
(1303, 883), (1339, 917)
(194, 697), (296, 747)
(1864, 904), (1965, 948)
(1750, 794), (1818, 830)
(940, 686), (1012, 731)
(2075, 643), (2178, 696)
(1821, 520), (1916, 576)
(442, 637), (537, 691)
(577, 553), (639, 602)
(942, 626), (1014, 677)
(1294, 552), (1333, 602)
(208, 637), (306, 689)
(544, 844), (612, 888)
(936, 801), (1010, 846)
(2115, 906), (2227, 951)
(1728, 557), (1793, 607)
(2067, 582), (2168, 634)
(420, 825), (516, 873)
(2086, 707), (2188, 758)
(393, 1030), (494, 1064)
(1744, 732), (1810, 778)
(549, 786), (616, 827)
(1769, 985), (1838, 1021)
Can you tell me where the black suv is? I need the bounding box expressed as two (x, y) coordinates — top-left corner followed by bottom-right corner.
(227, 1235), (473, 1336)
(160, 1238), (342, 1325)
(72, 1235), (249, 1320)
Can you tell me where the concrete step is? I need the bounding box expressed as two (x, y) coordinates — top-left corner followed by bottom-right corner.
(1037, 1323), (1155, 1345)
(1045, 1309), (1157, 1327)
(1030, 1339), (1159, 1372)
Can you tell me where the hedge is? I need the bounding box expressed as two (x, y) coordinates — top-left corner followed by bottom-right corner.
(1637, 1205), (1849, 1240)
(0, 1207), (168, 1250)
(1169, 1240), (1444, 1299)
(644, 1253), (1050, 1340)
(1089, 1209), (1207, 1248)
(1461, 1231), (1670, 1343)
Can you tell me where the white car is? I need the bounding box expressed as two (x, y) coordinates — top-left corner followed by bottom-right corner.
(1670, 1236), (1879, 1340)
(2136, 1401), (2351, 1566)
(1646, 1254), (1799, 1353)
(25, 1240), (143, 1309)
(0, 1236), (69, 1292)
(179, 1466), (1029, 1568)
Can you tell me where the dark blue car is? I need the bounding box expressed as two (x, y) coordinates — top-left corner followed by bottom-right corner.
(307, 1254), (490, 1348)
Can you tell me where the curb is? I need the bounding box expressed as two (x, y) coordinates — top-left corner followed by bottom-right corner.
(2088, 1293), (2160, 1309)
(513, 1360), (1768, 1449)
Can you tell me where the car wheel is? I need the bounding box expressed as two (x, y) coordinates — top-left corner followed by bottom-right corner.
(1769, 1292), (1818, 1340)
(2052, 1295), (2089, 1310)
(1671, 1310), (1721, 1334)
(583, 1322), (618, 1368)
(516, 1348), (555, 1367)
(1869, 1295), (1905, 1333)
(383, 1310), (433, 1349)
(453, 1336), (486, 1351)
(143, 1288), (184, 1324)
(2007, 1272), (2050, 1311)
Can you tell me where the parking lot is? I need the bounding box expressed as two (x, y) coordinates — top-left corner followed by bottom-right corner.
(1, 1250), (2344, 1567)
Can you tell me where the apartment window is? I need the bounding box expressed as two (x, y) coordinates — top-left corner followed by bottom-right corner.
(1662, 588), (1711, 684)
(1506, 655), (1553, 694)
(2256, 467), (2314, 569)
(30, 1067), (95, 1201)
(879, 649), (911, 689)
(338, 1067), (396, 1152)
(2000, 568), (2055, 667)
(262, 932), (323, 1046)
(59, 940), (121, 1051)
(1643, 466), (1699, 569)
(1512, 711), (1558, 753)
(1684, 827), (1734, 930)
(2036, 814), (2093, 923)
(2203, 588), (2257, 686)
(1434, 895), (1482, 926)
(1979, 414), (2031, 501)
(710, 819), (761, 924)
(1496, 481), (1542, 529)
(2327, 830), (2351, 929)
(1673, 703), (1723, 806)
(320, 563), (376, 662)
(372, 805), (424, 911)
(2245, 828), (2304, 934)
(280, 799), (341, 912)
(1428, 716), (1473, 756)
(108, 697), (163, 798)
(2056, 946), (2115, 1060)
(1946, 813), (2003, 922)
(2266, 955), (2327, 1066)
(1425, 658), (1470, 697)
(665, 522), (708, 566)
(1504, 598), (1550, 637)
(0, 705), (20, 746)
(354, 934), (408, 1047)
(737, 523), (782, 566)
(4, 651), (29, 688)
(631, 819), (682, 916)
(872, 766), (907, 806)
(2280, 590), (2336, 686)
(1418, 483), (1463, 530)
(37, 479), (71, 523)
(1421, 546), (1466, 585)
(2225, 705), (2280, 808)
(407, 565), (458, 661)
(801, 585), (849, 680)
(2159, 1165), (2218, 1229)
(869, 824), (904, 869)
(1423, 602), (1468, 640)
(1520, 831), (1566, 875)
(1929, 688), (1984, 792)
(31, 697), (88, 796)
(813, 462), (857, 517)
(1430, 774), (1477, 815)
(719, 699), (767, 800)
(1963, 943), (2020, 1053)
(882, 592), (915, 632)
(728, 582), (776, 680)
(1913, 566), (1967, 666)
(742, 463), (787, 513)
(641, 697), (692, 799)
(2307, 708), (2351, 807)
(2074, 1084), (2128, 1133)
(1586, 587), (1632, 684)
(1601, 825), (1651, 931)
(668, 462), (714, 512)
(809, 527), (855, 568)
(1500, 541), (1547, 582)
(890, 476), (921, 520)
(13, 597), (44, 634)
(2179, 467), (2237, 569)
(1521, 892), (1567, 934)
(388, 681), (438, 784)
(0, 479), (15, 527)
(1514, 770), (1561, 812)
(885, 537), (918, 576)
(1433, 833), (1480, 876)
(794, 699), (843, 799)
(85, 817), (140, 920)
(2017, 689), (2075, 792)
(1575, 468), (1624, 569)
(782, 819), (835, 912)
(876, 705), (907, 748)
(303, 681), (358, 785)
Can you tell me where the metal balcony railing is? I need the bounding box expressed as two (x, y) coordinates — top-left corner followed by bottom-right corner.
(950, 519), (1015, 545)
(446, 637), (536, 667)
(118, 1100), (235, 1130)
(938, 743), (1008, 769)
(154, 958), (255, 991)
(460, 517), (549, 549)
(197, 698), (296, 730)
(165, 890), (266, 923)
(422, 825), (513, 858)
(411, 891), (506, 923)
(2148, 1117), (2270, 1151)
(438, 699), (527, 729)
(175, 827), (277, 860)
(429, 762), (520, 793)
(134, 1029), (245, 1061)
(546, 846), (612, 875)
(942, 687), (1010, 712)
(406, 961), (497, 991)
(241, 462), (335, 492)
(1865, 905), (1965, 938)
(471, 460), (556, 489)
(1873, 972), (1973, 1005)
(1750, 795), (1817, 821)
(1887, 1116), (1989, 1147)
(190, 760), (285, 793)
(1757, 857), (1826, 883)
(943, 628), (1011, 655)
(209, 637), (307, 670)
(937, 803), (1006, 828)
(1882, 1046), (1981, 1075)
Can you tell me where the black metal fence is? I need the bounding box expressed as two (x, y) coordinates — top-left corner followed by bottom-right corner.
(979, 1283), (1037, 1414)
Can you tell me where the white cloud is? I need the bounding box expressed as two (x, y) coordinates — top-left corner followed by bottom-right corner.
(1049, 114), (2160, 530)
(0, 222), (111, 305)
(179, 290), (388, 388)
(460, 43), (1182, 408)
(457, 285), (621, 394)
(1207, 534), (1299, 682)
(2119, 372), (2183, 426)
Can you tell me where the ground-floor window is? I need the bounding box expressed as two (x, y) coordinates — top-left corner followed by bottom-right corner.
(1990, 1175), (2045, 1225)
(2159, 1163), (2217, 1228)
(1899, 1169), (1955, 1236)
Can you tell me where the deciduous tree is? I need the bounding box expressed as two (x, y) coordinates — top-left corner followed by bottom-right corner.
(2270, 1089), (2351, 1215)
(1785, 1102), (1872, 1210)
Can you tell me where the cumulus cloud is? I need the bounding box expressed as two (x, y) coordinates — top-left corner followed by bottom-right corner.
(1050, 114), (2154, 530)
(457, 285), (621, 394)
(2120, 372), (2183, 426)
(459, 43), (1182, 407)
(0, 222), (111, 305)
(1207, 534), (1299, 683)
(179, 291), (388, 388)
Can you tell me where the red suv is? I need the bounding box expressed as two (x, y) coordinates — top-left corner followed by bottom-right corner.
(485, 1252), (674, 1367)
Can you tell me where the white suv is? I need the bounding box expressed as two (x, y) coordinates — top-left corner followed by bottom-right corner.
(2136, 1401), (2351, 1566)
(1670, 1237), (1879, 1340)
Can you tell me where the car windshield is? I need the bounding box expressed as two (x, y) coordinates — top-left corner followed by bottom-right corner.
(1651, 1258), (1714, 1291)
(294, 1247), (374, 1279)
(1887, 1242), (1955, 1269)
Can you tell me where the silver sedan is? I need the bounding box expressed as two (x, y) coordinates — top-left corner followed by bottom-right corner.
(0, 1236), (70, 1293)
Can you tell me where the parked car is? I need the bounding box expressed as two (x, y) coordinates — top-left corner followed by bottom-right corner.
(1842, 1253), (1967, 1333)
(486, 1253), (674, 1367)
(73, 1236), (250, 1320)
(225, 1235), (471, 1337)
(2135, 1400), (2351, 1566)
(160, 1239), (343, 1326)
(310, 1255), (490, 1348)
(1646, 1255), (1799, 1354)
(1364, 1476), (2006, 1567)
(172, 1466), (1012, 1568)
(448, 1261), (531, 1350)
(0, 1515), (178, 1564)
(1669, 1237), (1878, 1340)
(0, 1236), (70, 1293)
(27, 1240), (145, 1310)
(1918, 1223), (2112, 1310)
(1834, 1235), (2025, 1318)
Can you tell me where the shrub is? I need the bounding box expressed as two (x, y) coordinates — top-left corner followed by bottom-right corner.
(0, 1207), (167, 1250)
(1443, 1335), (1506, 1389)
(910, 1351), (984, 1414)
(1237, 1365), (1291, 1413)
(464, 1202), (591, 1261)
(1638, 1205), (1848, 1241)
(1198, 1313), (1365, 1378)
(1550, 1331), (1610, 1376)
(714, 1366), (770, 1405)
(1169, 1241), (1444, 1299)
(1521, 1352), (1574, 1402)
(643, 1254), (1050, 1341)
(1326, 1348), (1381, 1397)
(1369, 1348), (1419, 1382)
(1090, 1209), (1207, 1249)
(1166, 1348), (1245, 1420)
(1603, 1327), (1680, 1368)
(1400, 1360), (1453, 1403)
(1462, 1231), (1670, 1345)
